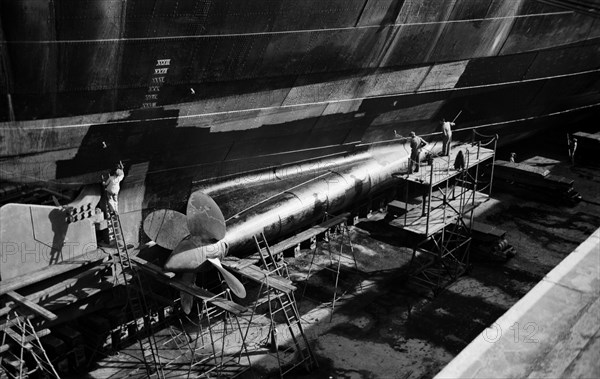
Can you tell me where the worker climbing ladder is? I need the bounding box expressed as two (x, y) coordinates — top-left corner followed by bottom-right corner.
(106, 213), (165, 378)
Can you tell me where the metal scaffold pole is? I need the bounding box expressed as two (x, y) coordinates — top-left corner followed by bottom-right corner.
(390, 135), (498, 295)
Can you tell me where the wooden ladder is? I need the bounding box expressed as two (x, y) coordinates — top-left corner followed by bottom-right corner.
(251, 231), (317, 377)
(107, 213), (165, 379)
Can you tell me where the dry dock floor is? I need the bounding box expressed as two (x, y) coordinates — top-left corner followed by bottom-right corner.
(86, 131), (600, 379)
(251, 134), (600, 378)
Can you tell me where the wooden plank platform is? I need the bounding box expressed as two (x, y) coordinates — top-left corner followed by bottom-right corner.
(270, 212), (351, 254)
(222, 212), (350, 271)
(131, 257), (246, 315)
(574, 131), (600, 143)
(5, 291), (57, 321)
(390, 188), (489, 237)
(0, 264), (129, 320)
(220, 262), (297, 294)
(0, 264), (112, 315)
(0, 248), (112, 296)
(387, 200), (420, 216)
(396, 144), (494, 186)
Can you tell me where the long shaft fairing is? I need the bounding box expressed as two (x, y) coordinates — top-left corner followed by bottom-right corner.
(222, 143), (434, 253)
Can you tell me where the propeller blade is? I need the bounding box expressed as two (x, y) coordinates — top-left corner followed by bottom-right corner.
(186, 191), (226, 242)
(165, 237), (228, 272)
(207, 258), (247, 299)
(180, 272), (196, 314)
(143, 209), (189, 250)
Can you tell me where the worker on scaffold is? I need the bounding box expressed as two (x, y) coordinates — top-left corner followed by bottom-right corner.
(440, 118), (455, 156)
(395, 130), (428, 174)
(568, 136), (577, 166)
(102, 162), (125, 215)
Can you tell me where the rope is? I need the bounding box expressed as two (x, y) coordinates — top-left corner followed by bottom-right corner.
(2, 10), (573, 45)
(473, 130), (498, 139)
(478, 138), (496, 147)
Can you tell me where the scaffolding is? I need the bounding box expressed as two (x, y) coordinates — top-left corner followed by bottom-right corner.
(302, 213), (360, 319)
(222, 232), (317, 377)
(391, 132), (498, 294)
(1, 292), (60, 378)
(130, 257), (252, 378)
(107, 212), (165, 378)
(159, 290), (251, 378)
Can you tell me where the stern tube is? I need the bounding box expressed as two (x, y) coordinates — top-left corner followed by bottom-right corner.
(224, 143), (434, 252)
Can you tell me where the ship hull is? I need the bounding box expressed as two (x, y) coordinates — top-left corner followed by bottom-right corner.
(1, 0), (599, 196)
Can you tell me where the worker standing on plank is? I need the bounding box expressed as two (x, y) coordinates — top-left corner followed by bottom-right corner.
(394, 130), (428, 174)
(103, 162), (125, 215)
(568, 136), (577, 166)
(440, 118), (455, 156)
(408, 131), (428, 174)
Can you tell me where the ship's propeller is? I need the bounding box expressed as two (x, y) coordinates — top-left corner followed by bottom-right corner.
(207, 258), (246, 299)
(143, 209), (189, 250)
(143, 191), (246, 314)
(186, 191), (226, 241)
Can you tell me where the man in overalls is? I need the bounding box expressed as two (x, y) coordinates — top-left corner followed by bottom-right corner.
(103, 162), (125, 214)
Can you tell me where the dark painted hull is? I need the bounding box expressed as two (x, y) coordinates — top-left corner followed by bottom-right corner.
(1, 0), (600, 197)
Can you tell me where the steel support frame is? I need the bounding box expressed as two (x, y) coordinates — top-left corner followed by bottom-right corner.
(301, 215), (360, 319)
(406, 133), (498, 295)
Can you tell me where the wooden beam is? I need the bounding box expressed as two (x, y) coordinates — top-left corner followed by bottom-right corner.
(6, 291), (57, 321)
(130, 256), (175, 279)
(269, 212), (351, 255)
(0, 249), (111, 296)
(131, 257), (246, 315)
(0, 315), (27, 332)
(0, 264), (111, 318)
(4, 326), (50, 347)
(223, 263), (296, 294)
(222, 212), (352, 271)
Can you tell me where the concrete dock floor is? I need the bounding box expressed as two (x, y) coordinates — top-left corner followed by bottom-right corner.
(436, 229), (599, 379)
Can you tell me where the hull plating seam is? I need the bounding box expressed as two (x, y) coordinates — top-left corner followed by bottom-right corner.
(2, 67), (599, 131)
(2, 10), (573, 44)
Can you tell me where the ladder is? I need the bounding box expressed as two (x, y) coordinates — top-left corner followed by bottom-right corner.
(107, 213), (165, 378)
(253, 232), (285, 276)
(251, 232), (317, 377)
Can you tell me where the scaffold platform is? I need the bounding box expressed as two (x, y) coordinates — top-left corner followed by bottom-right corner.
(389, 132), (499, 294)
(390, 187), (489, 237)
(398, 144), (495, 187)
